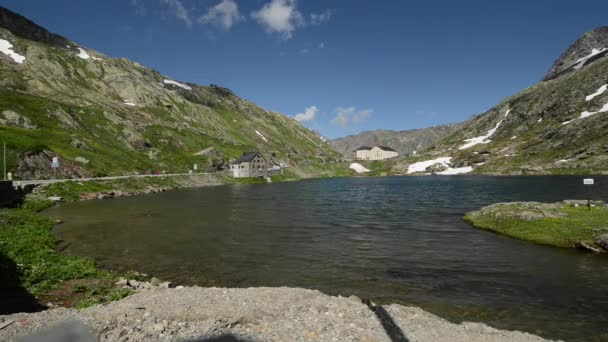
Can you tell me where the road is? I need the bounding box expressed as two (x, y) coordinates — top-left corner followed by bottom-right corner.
(11, 172), (214, 187)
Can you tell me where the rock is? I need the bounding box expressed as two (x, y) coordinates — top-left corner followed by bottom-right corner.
(47, 196), (63, 202)
(159, 281), (172, 289)
(0, 110), (37, 129)
(80, 192), (97, 201)
(75, 156), (90, 164)
(425, 163), (448, 174)
(152, 323), (164, 332)
(54, 219), (63, 224)
(128, 280), (140, 288)
(576, 241), (604, 253)
(594, 234), (608, 251)
(114, 278), (128, 287)
(150, 277), (161, 286)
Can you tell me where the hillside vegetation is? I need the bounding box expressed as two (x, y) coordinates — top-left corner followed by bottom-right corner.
(385, 26), (608, 176)
(0, 7), (346, 180)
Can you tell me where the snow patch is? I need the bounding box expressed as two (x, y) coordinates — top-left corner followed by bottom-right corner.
(586, 84), (607, 101)
(459, 110), (510, 150)
(76, 48), (90, 60)
(406, 157), (473, 175)
(255, 130), (268, 142)
(349, 163), (370, 173)
(437, 166), (473, 175)
(407, 157), (452, 174)
(163, 79), (192, 91)
(573, 48), (607, 69)
(0, 39), (25, 64)
(562, 102), (608, 125)
(537, 118), (543, 123)
(556, 159), (569, 163)
(123, 100), (136, 107)
(510, 136), (517, 140)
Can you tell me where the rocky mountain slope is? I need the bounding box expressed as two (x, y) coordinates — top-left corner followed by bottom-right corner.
(396, 26), (608, 176)
(329, 124), (460, 157)
(0, 6), (343, 180)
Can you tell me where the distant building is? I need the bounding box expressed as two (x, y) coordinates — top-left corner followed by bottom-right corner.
(229, 152), (268, 178)
(353, 146), (399, 160)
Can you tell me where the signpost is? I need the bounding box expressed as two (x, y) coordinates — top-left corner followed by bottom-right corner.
(51, 157), (60, 179)
(583, 178), (594, 211)
(193, 163), (198, 174)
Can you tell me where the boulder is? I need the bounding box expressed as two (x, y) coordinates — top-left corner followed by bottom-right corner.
(594, 234), (608, 251)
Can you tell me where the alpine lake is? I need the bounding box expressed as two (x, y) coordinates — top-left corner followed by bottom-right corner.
(44, 176), (608, 341)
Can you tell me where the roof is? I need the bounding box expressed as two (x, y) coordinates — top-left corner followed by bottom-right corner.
(377, 145), (397, 152)
(353, 146), (372, 151)
(232, 152), (263, 164)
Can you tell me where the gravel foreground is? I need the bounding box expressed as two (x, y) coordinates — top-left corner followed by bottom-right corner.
(0, 286), (551, 342)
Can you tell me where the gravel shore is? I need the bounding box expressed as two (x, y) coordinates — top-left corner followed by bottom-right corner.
(0, 286), (551, 342)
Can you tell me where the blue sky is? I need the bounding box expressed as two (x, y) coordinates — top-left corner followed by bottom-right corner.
(2, 0), (608, 138)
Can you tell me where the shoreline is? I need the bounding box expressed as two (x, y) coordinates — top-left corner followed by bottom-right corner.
(0, 285), (550, 342)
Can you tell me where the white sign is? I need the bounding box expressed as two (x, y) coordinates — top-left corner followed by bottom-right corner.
(583, 178), (594, 185)
(52, 157), (58, 163)
(193, 164), (198, 170)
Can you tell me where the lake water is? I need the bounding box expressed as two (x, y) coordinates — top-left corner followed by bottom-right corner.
(45, 176), (608, 341)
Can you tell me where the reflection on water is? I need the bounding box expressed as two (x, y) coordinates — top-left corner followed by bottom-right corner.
(45, 176), (608, 341)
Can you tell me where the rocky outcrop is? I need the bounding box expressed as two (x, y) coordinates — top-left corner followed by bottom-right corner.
(16, 150), (94, 180)
(544, 26), (608, 80)
(0, 286), (550, 342)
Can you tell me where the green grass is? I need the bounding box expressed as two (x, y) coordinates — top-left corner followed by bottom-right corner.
(0, 207), (108, 296)
(464, 203), (608, 248)
(0, 197), (145, 308)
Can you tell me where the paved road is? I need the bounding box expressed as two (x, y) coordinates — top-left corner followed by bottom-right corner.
(11, 173), (214, 187)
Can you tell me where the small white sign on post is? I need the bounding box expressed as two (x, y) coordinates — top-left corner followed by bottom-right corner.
(583, 178), (594, 185)
(51, 157), (60, 168)
(193, 164), (198, 171)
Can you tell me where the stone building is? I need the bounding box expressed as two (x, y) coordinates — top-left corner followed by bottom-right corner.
(229, 152), (268, 178)
(353, 146), (399, 160)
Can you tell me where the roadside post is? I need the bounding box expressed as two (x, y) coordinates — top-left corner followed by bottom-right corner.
(3, 140), (6, 181)
(193, 163), (198, 174)
(51, 157), (60, 179)
(583, 178), (594, 211)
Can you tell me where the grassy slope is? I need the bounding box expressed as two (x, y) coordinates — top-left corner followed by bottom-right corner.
(0, 27), (345, 179)
(464, 203), (608, 248)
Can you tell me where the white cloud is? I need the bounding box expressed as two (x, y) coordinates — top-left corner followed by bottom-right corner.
(310, 9), (333, 25)
(131, 0), (147, 16)
(160, 0), (193, 28)
(298, 48), (310, 54)
(199, 0), (243, 30)
(318, 42), (325, 49)
(331, 107), (373, 128)
(294, 106), (318, 122)
(251, 0), (305, 39)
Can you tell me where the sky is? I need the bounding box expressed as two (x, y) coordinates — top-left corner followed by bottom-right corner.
(2, 0), (608, 139)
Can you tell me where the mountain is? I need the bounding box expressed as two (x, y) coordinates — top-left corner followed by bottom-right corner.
(329, 124), (460, 157)
(401, 26), (608, 175)
(0, 6), (344, 179)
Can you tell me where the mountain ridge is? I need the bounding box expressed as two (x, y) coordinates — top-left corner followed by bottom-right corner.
(0, 6), (347, 180)
(330, 124), (460, 157)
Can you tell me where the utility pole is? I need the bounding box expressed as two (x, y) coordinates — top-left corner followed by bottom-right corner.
(3, 140), (6, 181)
